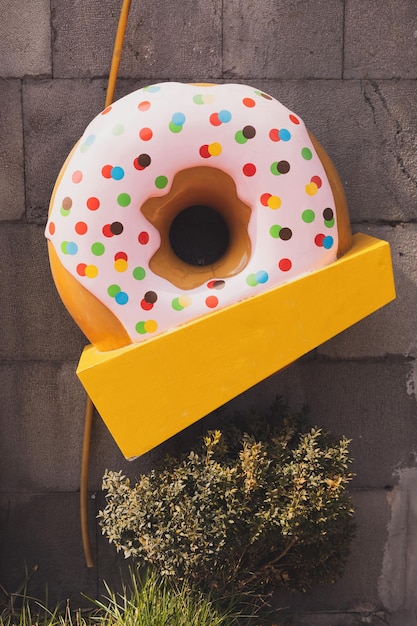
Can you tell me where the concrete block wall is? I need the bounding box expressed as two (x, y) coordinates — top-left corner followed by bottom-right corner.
(0, 1), (416, 624)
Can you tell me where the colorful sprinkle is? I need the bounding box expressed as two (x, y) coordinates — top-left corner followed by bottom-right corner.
(138, 101), (151, 111)
(66, 241), (78, 255)
(87, 196), (100, 211)
(91, 242), (105, 256)
(155, 175), (168, 189)
(235, 130), (247, 144)
(255, 270), (268, 284)
(108, 284), (121, 297)
(323, 236), (334, 249)
(243, 163), (256, 177)
(112, 123), (124, 136)
(242, 125), (256, 139)
(279, 129), (291, 141)
(138, 231), (150, 245)
(72, 170), (83, 184)
(208, 142), (222, 156)
(80, 135), (96, 153)
(199, 144), (211, 158)
(101, 165), (113, 179)
(302, 209), (315, 223)
(311, 175), (322, 189)
(139, 127), (153, 141)
(144, 320), (157, 333)
(134, 154), (152, 170)
(269, 129), (280, 142)
(305, 182), (318, 196)
(278, 258), (292, 272)
(117, 193), (131, 206)
(85, 264), (98, 278)
(301, 147), (313, 160)
(110, 222), (123, 235)
(111, 166), (124, 180)
(135, 320), (157, 334)
(75, 221), (88, 235)
(133, 266), (146, 280)
(115, 291), (129, 305)
(193, 93), (215, 105)
(279, 227), (293, 241)
(210, 110), (232, 125)
(205, 295), (218, 308)
(207, 280), (225, 290)
(243, 97), (256, 108)
(114, 258), (128, 272)
(172, 112), (186, 126)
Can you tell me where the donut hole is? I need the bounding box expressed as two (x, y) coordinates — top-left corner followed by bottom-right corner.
(169, 205), (230, 267)
(141, 167), (252, 290)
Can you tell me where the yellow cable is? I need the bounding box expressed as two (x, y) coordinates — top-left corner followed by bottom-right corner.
(105, 0), (133, 108)
(81, 0), (133, 568)
(80, 396), (94, 568)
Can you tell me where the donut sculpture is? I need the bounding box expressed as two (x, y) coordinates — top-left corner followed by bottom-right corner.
(46, 82), (351, 351)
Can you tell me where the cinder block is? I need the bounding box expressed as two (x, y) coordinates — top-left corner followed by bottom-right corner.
(0, 0), (51, 77)
(51, 0), (117, 79)
(0, 223), (87, 360)
(52, 0), (222, 80)
(23, 79), (107, 223)
(298, 358), (417, 488)
(246, 79), (417, 225)
(0, 79), (25, 220)
(345, 0), (417, 79)
(0, 493), (96, 606)
(223, 0), (343, 79)
(379, 468), (417, 616)
(319, 224), (417, 358)
(0, 361), (86, 492)
(220, 357), (417, 489)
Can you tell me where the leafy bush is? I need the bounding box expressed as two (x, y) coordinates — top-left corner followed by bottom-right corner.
(99, 399), (355, 598)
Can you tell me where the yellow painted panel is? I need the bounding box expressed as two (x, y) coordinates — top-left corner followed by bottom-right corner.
(77, 233), (395, 459)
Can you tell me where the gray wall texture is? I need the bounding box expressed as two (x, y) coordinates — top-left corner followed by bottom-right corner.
(0, 1), (416, 624)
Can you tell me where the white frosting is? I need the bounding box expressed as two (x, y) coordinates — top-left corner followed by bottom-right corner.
(46, 82), (338, 342)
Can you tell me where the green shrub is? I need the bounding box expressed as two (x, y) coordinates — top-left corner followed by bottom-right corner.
(99, 399), (355, 598)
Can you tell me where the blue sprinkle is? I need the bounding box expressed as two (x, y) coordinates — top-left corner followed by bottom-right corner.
(66, 242), (78, 255)
(218, 109), (232, 123)
(323, 236), (334, 249)
(279, 129), (291, 141)
(111, 166), (125, 180)
(255, 270), (269, 284)
(115, 291), (129, 305)
(172, 112), (186, 126)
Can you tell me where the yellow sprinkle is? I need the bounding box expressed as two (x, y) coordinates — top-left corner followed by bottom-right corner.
(267, 195), (281, 209)
(85, 264), (98, 278)
(208, 142), (222, 157)
(144, 320), (158, 333)
(178, 295), (192, 308)
(114, 259), (128, 272)
(305, 182), (318, 196)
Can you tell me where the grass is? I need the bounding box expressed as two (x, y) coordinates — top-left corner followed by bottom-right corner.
(0, 568), (256, 626)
